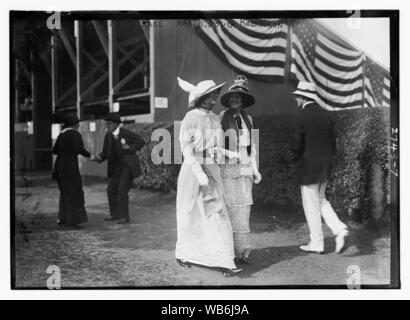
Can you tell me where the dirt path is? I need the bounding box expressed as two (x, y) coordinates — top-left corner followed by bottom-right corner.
(14, 182), (391, 288)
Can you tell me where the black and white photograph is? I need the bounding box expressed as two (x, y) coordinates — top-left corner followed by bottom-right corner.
(9, 9), (400, 290)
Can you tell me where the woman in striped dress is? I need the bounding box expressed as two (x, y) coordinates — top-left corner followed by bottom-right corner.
(219, 75), (262, 265)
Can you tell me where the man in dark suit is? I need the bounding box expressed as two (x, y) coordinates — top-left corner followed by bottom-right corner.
(95, 113), (145, 224)
(291, 82), (348, 254)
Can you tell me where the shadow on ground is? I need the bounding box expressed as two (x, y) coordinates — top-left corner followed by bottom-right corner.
(238, 244), (308, 278)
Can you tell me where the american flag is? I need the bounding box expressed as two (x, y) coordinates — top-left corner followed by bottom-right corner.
(196, 19), (288, 82)
(291, 19), (366, 110)
(364, 57), (391, 107)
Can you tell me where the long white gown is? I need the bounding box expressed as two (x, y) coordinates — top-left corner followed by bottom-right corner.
(175, 108), (236, 269)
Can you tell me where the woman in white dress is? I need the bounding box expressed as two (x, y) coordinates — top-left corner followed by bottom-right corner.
(219, 75), (262, 265)
(175, 77), (243, 277)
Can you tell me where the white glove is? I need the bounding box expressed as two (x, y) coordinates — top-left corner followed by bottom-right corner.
(253, 171), (262, 184)
(225, 149), (240, 160)
(250, 150), (261, 184)
(191, 162), (209, 187)
(197, 171), (209, 186)
(220, 148), (241, 164)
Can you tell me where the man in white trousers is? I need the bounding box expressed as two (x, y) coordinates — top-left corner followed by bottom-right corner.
(291, 81), (349, 254)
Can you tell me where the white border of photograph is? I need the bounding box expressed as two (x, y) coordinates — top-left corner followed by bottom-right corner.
(1, 0), (409, 300)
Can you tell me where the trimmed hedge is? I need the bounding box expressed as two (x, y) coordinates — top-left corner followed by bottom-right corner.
(126, 107), (390, 219)
(124, 121), (180, 192)
(329, 108), (390, 219)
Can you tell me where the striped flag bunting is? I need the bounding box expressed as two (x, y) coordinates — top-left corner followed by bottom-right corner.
(196, 18), (390, 110)
(364, 57), (391, 107)
(290, 19), (366, 110)
(196, 19), (288, 82)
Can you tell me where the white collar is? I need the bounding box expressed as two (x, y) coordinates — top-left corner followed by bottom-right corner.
(302, 101), (315, 109)
(196, 107), (214, 116)
(112, 126), (121, 136)
(233, 111), (242, 118)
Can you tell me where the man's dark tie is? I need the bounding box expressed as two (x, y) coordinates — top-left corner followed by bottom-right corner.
(235, 116), (242, 129)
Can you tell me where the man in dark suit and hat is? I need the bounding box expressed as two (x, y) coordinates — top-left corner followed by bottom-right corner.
(291, 81), (349, 254)
(94, 112), (145, 224)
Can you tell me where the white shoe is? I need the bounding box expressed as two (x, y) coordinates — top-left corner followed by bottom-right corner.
(335, 229), (349, 254)
(299, 243), (324, 254)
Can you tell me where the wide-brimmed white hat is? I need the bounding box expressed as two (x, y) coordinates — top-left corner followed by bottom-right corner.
(177, 77), (226, 108)
(292, 81), (321, 104)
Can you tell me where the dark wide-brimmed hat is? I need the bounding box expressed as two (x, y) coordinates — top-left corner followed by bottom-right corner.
(220, 75), (255, 109)
(64, 115), (80, 127)
(104, 112), (122, 124)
